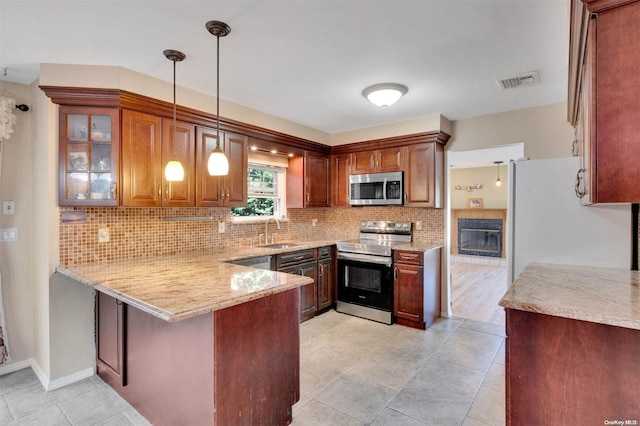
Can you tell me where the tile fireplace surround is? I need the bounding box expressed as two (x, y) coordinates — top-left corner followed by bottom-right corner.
(451, 209), (507, 259)
(59, 206), (444, 265)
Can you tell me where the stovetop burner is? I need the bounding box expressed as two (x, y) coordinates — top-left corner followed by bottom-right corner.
(336, 220), (413, 257)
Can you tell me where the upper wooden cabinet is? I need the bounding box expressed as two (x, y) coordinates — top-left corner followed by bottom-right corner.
(287, 151), (330, 208)
(329, 153), (351, 207)
(404, 142), (444, 208)
(58, 106), (120, 206)
(570, 0), (640, 203)
(121, 110), (195, 207)
(351, 147), (403, 174)
(196, 127), (248, 207)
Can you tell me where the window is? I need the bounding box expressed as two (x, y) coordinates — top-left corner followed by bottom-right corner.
(230, 163), (285, 218)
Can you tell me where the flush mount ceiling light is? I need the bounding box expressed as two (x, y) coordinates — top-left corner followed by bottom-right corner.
(494, 161), (504, 187)
(163, 49), (186, 182)
(362, 83), (408, 108)
(206, 20), (231, 176)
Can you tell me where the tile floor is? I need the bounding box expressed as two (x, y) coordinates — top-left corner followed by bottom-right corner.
(0, 311), (505, 426)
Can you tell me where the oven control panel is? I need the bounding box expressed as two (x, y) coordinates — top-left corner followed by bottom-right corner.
(360, 220), (412, 235)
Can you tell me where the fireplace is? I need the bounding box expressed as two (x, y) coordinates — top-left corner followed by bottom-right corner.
(458, 218), (503, 258)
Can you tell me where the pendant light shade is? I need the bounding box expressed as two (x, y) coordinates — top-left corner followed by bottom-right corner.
(163, 49), (186, 182)
(206, 20), (231, 176)
(362, 83), (408, 108)
(494, 161), (503, 187)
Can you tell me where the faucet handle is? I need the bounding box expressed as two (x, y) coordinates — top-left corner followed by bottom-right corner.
(271, 233), (277, 244)
(258, 233), (265, 246)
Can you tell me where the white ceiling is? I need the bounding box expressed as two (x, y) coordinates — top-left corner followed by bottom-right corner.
(0, 0), (569, 135)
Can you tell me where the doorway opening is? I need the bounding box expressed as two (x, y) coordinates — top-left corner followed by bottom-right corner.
(445, 144), (523, 326)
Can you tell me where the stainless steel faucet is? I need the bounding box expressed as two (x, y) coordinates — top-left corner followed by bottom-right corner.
(264, 217), (281, 244)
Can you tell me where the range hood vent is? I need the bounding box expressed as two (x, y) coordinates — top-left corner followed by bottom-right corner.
(497, 70), (540, 90)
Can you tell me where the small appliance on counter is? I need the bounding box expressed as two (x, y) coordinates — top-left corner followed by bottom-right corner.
(336, 220), (412, 324)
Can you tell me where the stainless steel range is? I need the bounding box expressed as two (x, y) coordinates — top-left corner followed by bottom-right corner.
(336, 220), (412, 324)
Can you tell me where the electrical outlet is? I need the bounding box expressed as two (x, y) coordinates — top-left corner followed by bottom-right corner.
(218, 221), (225, 233)
(3, 201), (14, 215)
(415, 221), (422, 230)
(312, 218), (318, 227)
(98, 228), (110, 243)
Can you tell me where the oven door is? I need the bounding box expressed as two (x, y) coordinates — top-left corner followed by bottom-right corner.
(337, 253), (393, 311)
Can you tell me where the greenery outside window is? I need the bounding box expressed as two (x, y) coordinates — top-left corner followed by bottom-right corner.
(231, 163), (285, 218)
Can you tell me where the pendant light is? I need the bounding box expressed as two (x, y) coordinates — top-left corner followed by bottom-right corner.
(206, 20), (231, 176)
(163, 49), (186, 182)
(494, 161), (503, 187)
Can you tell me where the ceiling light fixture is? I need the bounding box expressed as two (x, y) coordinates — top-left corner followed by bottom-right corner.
(206, 20), (231, 176)
(163, 49), (186, 182)
(362, 83), (408, 108)
(494, 161), (504, 187)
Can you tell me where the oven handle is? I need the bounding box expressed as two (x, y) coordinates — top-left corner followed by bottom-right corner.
(337, 252), (393, 267)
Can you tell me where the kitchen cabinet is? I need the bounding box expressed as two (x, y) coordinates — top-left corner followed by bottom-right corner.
(393, 247), (441, 330)
(505, 308), (640, 425)
(96, 292), (126, 386)
(277, 249), (318, 322)
(330, 153), (351, 207)
(569, 0), (640, 203)
(351, 147), (403, 174)
(58, 106), (119, 206)
(121, 110), (195, 207)
(196, 127), (248, 207)
(287, 151), (330, 208)
(404, 142), (444, 208)
(317, 246), (335, 311)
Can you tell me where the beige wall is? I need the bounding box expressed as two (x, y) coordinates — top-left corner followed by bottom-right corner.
(449, 102), (573, 160)
(450, 166), (509, 210)
(0, 81), (34, 369)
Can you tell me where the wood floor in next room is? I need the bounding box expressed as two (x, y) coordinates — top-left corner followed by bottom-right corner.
(451, 259), (508, 327)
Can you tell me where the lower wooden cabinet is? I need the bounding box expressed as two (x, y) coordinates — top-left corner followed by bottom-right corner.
(317, 246), (335, 311)
(279, 262), (318, 322)
(393, 248), (441, 329)
(96, 292), (126, 386)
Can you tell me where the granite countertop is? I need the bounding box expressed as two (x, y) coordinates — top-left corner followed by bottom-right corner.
(56, 240), (337, 323)
(499, 263), (640, 330)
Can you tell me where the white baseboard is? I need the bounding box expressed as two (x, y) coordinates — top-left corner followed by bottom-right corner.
(29, 359), (95, 391)
(47, 367), (95, 391)
(0, 358), (33, 376)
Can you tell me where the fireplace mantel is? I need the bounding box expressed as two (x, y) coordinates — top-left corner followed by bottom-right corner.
(451, 209), (507, 258)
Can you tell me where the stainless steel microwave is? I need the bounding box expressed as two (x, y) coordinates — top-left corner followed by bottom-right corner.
(349, 172), (403, 206)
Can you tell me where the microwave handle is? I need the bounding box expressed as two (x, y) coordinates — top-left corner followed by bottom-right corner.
(383, 178), (387, 201)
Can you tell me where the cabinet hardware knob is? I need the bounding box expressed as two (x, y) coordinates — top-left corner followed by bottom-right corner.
(158, 185), (162, 200)
(571, 139), (580, 157)
(575, 168), (586, 199)
(110, 182), (117, 200)
(227, 189), (230, 202)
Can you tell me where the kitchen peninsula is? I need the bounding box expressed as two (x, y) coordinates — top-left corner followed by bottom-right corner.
(56, 246), (321, 426)
(499, 263), (640, 425)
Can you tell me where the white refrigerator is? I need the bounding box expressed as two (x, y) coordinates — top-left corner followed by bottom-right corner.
(506, 157), (631, 284)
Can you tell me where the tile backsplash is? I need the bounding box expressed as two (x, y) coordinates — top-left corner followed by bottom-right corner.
(59, 206), (444, 265)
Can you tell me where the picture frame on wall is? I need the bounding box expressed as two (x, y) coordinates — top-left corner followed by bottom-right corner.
(468, 197), (483, 208)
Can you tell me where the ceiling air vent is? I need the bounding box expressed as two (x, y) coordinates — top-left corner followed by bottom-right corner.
(497, 70), (540, 90)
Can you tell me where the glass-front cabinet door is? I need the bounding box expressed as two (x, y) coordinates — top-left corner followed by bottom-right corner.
(59, 107), (120, 206)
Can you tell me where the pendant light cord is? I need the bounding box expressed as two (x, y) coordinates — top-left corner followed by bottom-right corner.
(173, 58), (177, 146)
(216, 34), (221, 150)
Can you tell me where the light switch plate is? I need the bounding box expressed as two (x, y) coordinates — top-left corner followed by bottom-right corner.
(3, 201), (15, 215)
(98, 228), (110, 243)
(218, 221), (225, 233)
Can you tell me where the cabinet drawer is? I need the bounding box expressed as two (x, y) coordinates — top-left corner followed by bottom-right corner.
(276, 249), (317, 268)
(318, 246), (333, 259)
(394, 250), (423, 265)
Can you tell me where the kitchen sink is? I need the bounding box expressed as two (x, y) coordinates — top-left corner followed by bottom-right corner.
(261, 243), (302, 249)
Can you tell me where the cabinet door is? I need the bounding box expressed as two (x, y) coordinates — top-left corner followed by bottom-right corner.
(279, 262), (318, 322)
(96, 292), (126, 386)
(330, 154), (351, 207)
(59, 107), (120, 206)
(122, 110), (163, 207)
(377, 147), (403, 172)
(351, 150), (376, 174)
(224, 132), (248, 207)
(162, 119), (195, 207)
(394, 263), (424, 323)
(592, 2), (640, 202)
(404, 142), (443, 208)
(317, 257), (334, 310)
(196, 127), (224, 206)
(305, 151), (330, 207)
